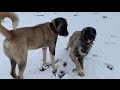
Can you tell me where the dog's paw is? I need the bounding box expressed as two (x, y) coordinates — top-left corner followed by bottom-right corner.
(78, 71), (85, 77)
(72, 69), (85, 77)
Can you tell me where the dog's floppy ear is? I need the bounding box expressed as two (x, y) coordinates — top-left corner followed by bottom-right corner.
(52, 18), (60, 28)
(81, 28), (86, 38)
(82, 27), (96, 35)
(52, 17), (68, 28)
(55, 18), (60, 27)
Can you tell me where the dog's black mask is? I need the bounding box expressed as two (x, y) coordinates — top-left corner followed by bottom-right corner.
(54, 17), (68, 36)
(82, 27), (97, 42)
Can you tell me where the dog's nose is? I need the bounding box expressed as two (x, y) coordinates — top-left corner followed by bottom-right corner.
(64, 33), (68, 37)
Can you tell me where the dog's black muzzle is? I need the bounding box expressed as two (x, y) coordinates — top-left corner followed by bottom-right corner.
(58, 26), (68, 36)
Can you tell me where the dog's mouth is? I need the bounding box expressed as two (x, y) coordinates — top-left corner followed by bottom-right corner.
(58, 30), (69, 37)
(64, 36), (67, 37)
(80, 38), (95, 46)
(59, 34), (68, 37)
(63, 34), (68, 37)
(87, 39), (95, 43)
(84, 34), (96, 43)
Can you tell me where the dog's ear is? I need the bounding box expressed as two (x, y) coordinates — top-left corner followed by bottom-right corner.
(55, 18), (60, 27)
(52, 18), (60, 28)
(81, 28), (87, 38)
(52, 17), (67, 28)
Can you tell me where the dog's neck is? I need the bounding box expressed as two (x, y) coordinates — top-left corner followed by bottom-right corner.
(49, 22), (57, 34)
(80, 38), (92, 46)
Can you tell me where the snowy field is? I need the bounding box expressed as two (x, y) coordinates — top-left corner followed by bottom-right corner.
(0, 12), (120, 79)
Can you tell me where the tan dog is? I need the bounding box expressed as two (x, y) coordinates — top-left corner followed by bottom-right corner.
(66, 27), (96, 76)
(0, 12), (19, 29)
(0, 16), (68, 79)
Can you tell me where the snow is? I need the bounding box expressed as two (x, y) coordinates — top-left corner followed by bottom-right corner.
(0, 12), (120, 79)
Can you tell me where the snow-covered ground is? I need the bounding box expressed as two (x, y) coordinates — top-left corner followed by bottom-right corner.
(0, 12), (120, 79)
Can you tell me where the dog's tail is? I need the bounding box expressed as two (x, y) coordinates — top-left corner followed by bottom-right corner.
(0, 12), (19, 29)
(7, 12), (19, 29)
(0, 25), (12, 39)
(0, 12), (19, 39)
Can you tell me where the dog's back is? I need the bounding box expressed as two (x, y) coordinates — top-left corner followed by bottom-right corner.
(66, 31), (81, 50)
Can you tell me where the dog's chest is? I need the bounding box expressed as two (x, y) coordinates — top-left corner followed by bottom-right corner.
(77, 46), (87, 56)
(4, 40), (10, 49)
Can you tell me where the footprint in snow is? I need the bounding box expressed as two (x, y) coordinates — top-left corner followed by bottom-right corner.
(105, 63), (114, 70)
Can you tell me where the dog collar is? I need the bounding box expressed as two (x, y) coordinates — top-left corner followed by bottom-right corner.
(49, 22), (57, 34)
(80, 38), (92, 46)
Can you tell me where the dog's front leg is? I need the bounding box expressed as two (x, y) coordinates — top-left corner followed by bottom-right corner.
(42, 47), (47, 65)
(78, 56), (84, 70)
(66, 38), (71, 50)
(49, 44), (57, 71)
(69, 52), (85, 76)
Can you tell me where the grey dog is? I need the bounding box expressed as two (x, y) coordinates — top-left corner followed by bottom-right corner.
(66, 27), (96, 76)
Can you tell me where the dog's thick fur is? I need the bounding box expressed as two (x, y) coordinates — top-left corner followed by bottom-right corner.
(0, 12), (19, 29)
(0, 17), (68, 79)
(66, 27), (96, 76)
